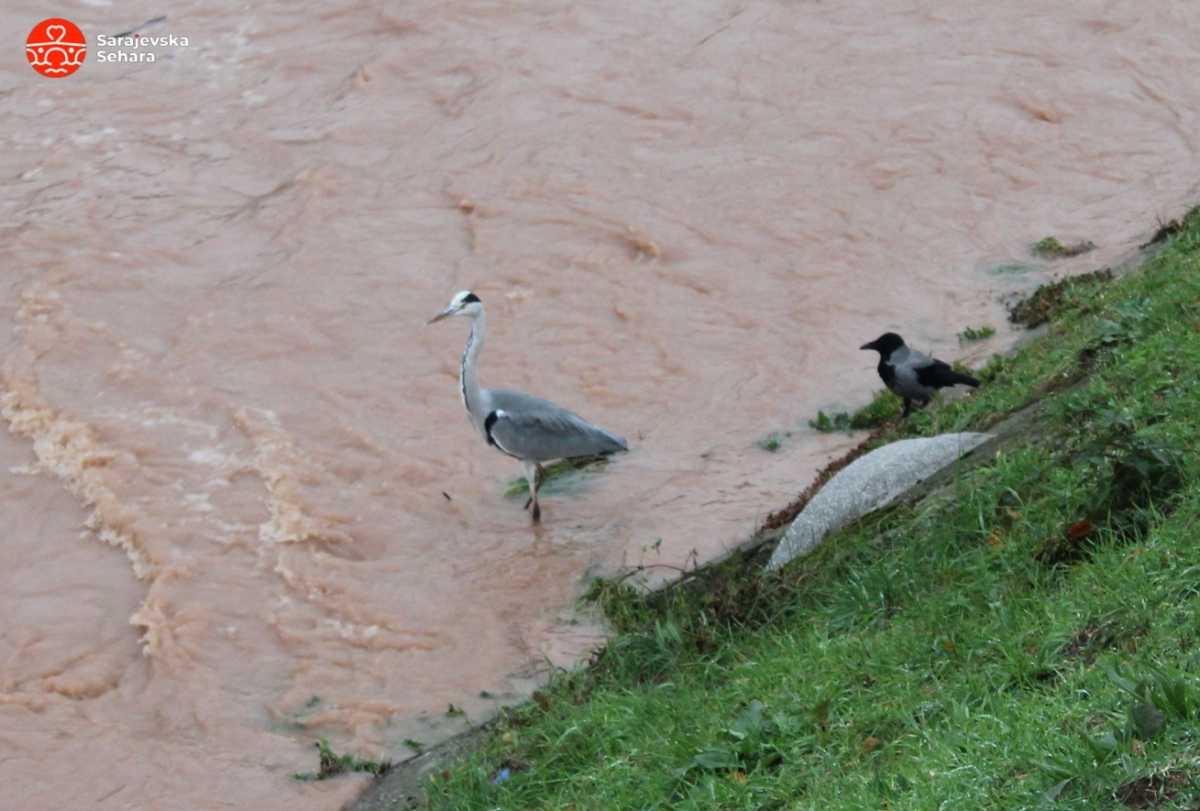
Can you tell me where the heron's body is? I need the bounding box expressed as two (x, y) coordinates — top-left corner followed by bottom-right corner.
(431, 291), (627, 521)
(482, 390), (628, 461)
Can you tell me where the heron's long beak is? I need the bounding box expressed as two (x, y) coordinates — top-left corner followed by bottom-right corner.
(427, 307), (455, 325)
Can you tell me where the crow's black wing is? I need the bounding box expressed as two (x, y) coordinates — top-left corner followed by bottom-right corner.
(915, 360), (979, 389)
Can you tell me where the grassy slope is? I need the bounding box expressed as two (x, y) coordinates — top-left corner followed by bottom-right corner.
(421, 210), (1200, 811)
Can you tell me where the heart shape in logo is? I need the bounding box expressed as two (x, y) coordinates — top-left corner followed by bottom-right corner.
(26, 18), (86, 77)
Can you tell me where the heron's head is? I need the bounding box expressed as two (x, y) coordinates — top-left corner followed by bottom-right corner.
(860, 332), (905, 356)
(428, 290), (483, 324)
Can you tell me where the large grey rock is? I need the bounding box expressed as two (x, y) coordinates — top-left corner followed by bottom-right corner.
(767, 432), (991, 570)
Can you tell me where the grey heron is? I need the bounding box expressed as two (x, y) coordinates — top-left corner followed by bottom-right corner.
(428, 291), (628, 522)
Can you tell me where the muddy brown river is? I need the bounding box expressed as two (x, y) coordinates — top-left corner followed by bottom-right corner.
(2, 1), (1198, 808)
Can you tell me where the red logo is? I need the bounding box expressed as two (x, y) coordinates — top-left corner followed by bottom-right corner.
(26, 18), (86, 78)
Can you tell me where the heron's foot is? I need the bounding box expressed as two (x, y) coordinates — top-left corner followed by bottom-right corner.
(531, 502), (541, 523)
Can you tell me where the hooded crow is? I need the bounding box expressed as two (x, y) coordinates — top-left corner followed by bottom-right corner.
(860, 332), (980, 417)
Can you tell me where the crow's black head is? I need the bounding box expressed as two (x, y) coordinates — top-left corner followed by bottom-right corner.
(860, 332), (906, 356)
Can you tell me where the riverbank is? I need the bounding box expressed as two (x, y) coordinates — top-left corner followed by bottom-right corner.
(355, 205), (1200, 810)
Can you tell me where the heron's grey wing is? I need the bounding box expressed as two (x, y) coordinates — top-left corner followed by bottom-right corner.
(489, 388), (566, 415)
(486, 391), (627, 461)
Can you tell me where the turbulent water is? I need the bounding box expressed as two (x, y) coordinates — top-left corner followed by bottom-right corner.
(2, 1), (1198, 808)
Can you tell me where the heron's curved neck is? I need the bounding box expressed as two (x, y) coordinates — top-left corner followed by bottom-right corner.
(460, 311), (486, 424)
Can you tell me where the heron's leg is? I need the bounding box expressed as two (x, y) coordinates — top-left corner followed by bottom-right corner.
(522, 460), (542, 523)
(532, 464), (546, 522)
(522, 465), (546, 510)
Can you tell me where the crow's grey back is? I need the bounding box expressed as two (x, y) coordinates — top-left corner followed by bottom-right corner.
(889, 346), (934, 398)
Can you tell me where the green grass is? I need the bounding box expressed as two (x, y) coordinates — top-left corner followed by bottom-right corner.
(809, 392), (900, 435)
(408, 207), (1200, 810)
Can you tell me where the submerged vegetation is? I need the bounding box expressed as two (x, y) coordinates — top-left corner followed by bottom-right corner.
(756, 431), (791, 452)
(958, 323), (996, 342)
(502, 455), (613, 498)
(357, 206), (1200, 811)
(294, 739), (392, 782)
(1032, 235), (1097, 259)
(806, 410), (852, 433)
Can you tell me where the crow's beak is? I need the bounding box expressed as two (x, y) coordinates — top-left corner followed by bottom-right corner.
(859, 341), (874, 351)
(427, 307), (454, 325)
